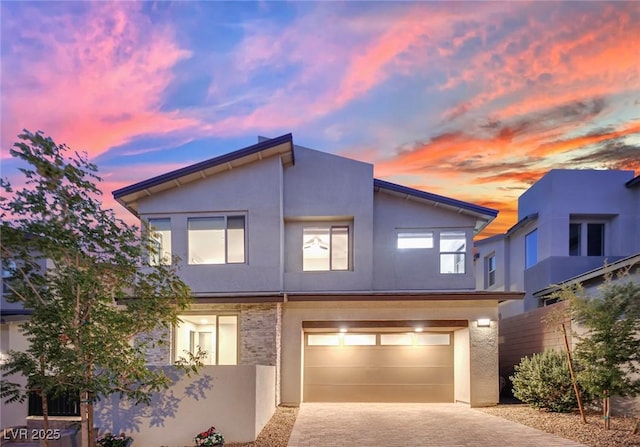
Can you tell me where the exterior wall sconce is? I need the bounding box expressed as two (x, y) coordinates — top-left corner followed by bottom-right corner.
(477, 318), (491, 327)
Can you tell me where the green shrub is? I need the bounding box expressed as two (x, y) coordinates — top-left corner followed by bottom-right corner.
(510, 350), (580, 412)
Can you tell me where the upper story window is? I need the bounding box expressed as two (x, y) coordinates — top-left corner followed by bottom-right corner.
(303, 226), (349, 271)
(174, 314), (238, 365)
(148, 218), (172, 265)
(188, 216), (245, 265)
(486, 254), (496, 287)
(397, 230), (434, 249)
(2, 259), (16, 294)
(525, 229), (538, 268)
(439, 231), (466, 274)
(569, 222), (605, 256)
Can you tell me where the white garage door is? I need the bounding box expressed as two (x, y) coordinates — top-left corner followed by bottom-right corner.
(304, 331), (454, 402)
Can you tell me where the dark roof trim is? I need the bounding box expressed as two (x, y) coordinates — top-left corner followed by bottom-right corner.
(113, 133), (294, 199)
(373, 179), (498, 218)
(506, 212), (538, 237)
(626, 174), (640, 188)
(175, 290), (523, 303)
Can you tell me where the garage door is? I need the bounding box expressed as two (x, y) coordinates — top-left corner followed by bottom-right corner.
(304, 331), (454, 402)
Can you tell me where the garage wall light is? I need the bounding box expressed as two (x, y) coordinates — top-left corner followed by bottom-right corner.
(415, 327), (423, 332)
(477, 318), (491, 327)
(339, 328), (347, 333)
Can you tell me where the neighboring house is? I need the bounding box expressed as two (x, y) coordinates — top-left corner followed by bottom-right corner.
(474, 169), (640, 413)
(2, 134), (523, 444)
(475, 169), (640, 319)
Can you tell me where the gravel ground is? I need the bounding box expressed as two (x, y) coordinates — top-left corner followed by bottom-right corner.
(225, 406), (298, 447)
(213, 403), (640, 447)
(478, 404), (640, 447)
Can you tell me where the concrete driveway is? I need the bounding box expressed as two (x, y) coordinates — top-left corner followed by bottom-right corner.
(287, 403), (587, 447)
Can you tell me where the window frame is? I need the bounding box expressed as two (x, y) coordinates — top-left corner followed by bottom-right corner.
(396, 229), (434, 249)
(174, 314), (238, 365)
(439, 231), (467, 274)
(486, 253), (496, 287)
(568, 221), (606, 257)
(302, 225), (350, 272)
(187, 214), (247, 265)
(147, 218), (172, 266)
(525, 229), (538, 268)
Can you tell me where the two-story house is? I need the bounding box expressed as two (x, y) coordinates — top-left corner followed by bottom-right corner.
(474, 169), (640, 412)
(1, 134), (523, 445)
(475, 169), (640, 319)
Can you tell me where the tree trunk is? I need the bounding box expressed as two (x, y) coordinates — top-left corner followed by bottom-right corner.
(41, 392), (50, 447)
(80, 391), (89, 447)
(561, 323), (586, 424)
(88, 393), (94, 447)
(603, 392), (611, 430)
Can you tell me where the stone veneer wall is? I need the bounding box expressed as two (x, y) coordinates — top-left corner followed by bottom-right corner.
(240, 303), (282, 404)
(140, 324), (172, 366)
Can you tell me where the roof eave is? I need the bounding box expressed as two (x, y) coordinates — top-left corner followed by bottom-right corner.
(373, 178), (498, 234)
(112, 133), (294, 217)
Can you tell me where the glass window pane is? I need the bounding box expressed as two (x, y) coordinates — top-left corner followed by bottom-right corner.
(525, 229), (538, 268)
(227, 216), (245, 263)
(303, 228), (331, 271)
(587, 223), (604, 256)
(307, 334), (340, 346)
(416, 333), (450, 346)
(330, 227), (349, 270)
(569, 223), (581, 256)
(149, 219), (171, 265)
(218, 316), (238, 365)
(380, 333), (413, 346)
(189, 217), (225, 264)
(440, 253), (465, 274)
(440, 232), (466, 252)
(344, 334), (376, 346)
(397, 232), (434, 249)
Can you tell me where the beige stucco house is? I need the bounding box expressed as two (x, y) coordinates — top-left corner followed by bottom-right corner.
(1, 134), (522, 445)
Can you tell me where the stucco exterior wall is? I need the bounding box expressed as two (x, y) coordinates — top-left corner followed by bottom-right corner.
(0, 320), (30, 427)
(453, 328), (470, 404)
(93, 365), (276, 445)
(283, 147), (374, 291)
(373, 192), (477, 290)
(136, 156), (285, 294)
(280, 300), (499, 407)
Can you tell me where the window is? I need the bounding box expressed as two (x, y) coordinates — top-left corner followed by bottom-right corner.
(587, 223), (604, 256)
(525, 229), (538, 268)
(416, 333), (450, 346)
(439, 231), (466, 274)
(303, 226), (349, 271)
(148, 219), (172, 265)
(486, 254), (496, 287)
(569, 222), (605, 257)
(397, 230), (434, 249)
(307, 334), (340, 346)
(188, 216), (245, 265)
(380, 334), (413, 346)
(2, 259), (16, 294)
(174, 315), (238, 365)
(569, 223), (581, 256)
(344, 334), (376, 346)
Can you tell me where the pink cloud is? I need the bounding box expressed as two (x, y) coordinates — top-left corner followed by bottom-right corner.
(1, 2), (198, 159)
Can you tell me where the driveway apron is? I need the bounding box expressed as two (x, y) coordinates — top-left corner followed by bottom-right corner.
(287, 403), (588, 447)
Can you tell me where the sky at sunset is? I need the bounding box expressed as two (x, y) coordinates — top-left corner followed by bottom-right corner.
(1, 1), (639, 237)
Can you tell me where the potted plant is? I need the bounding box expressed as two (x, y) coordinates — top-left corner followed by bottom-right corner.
(95, 432), (133, 447)
(194, 426), (225, 446)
